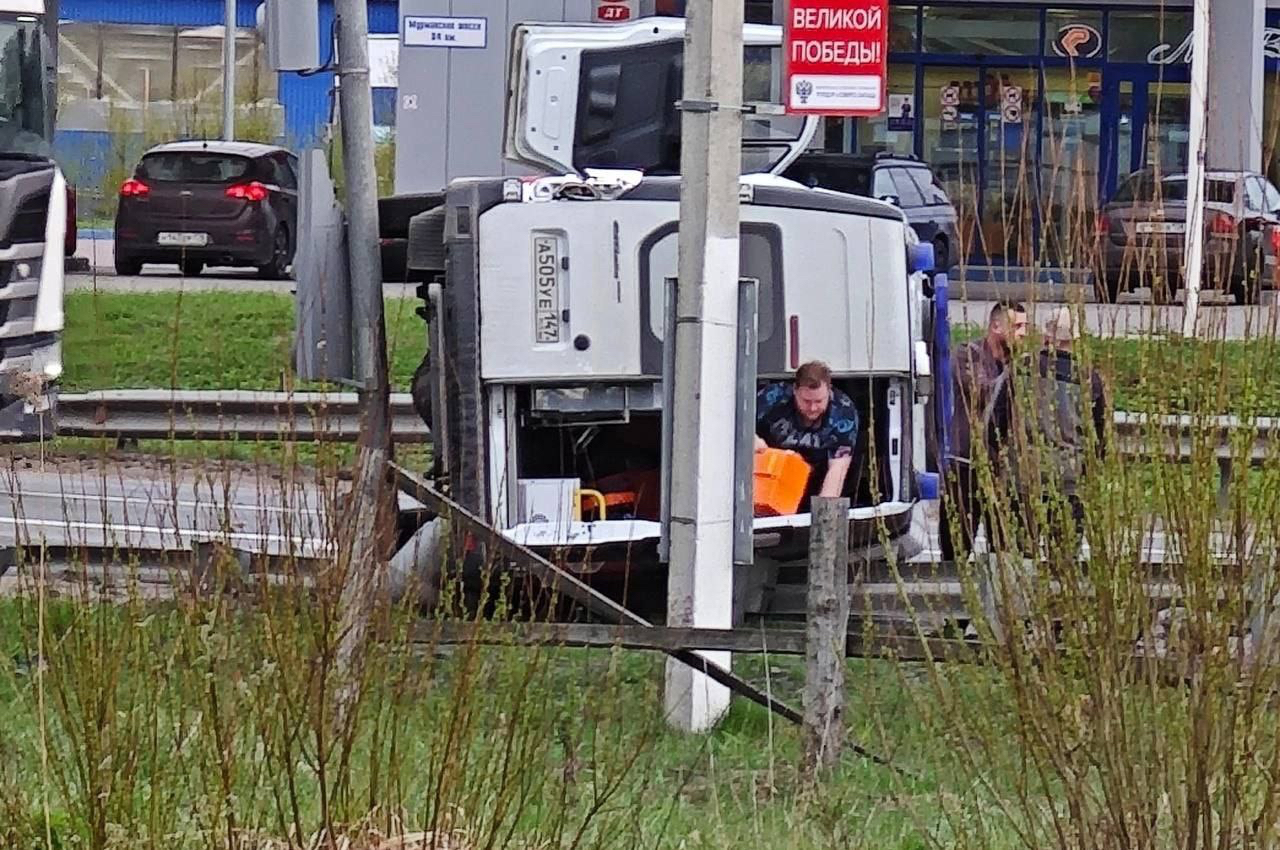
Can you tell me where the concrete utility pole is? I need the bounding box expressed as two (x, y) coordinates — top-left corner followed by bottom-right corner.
(1182, 0), (1209, 336)
(663, 0), (745, 733)
(332, 0), (394, 719)
(222, 0), (236, 140)
(1206, 0), (1265, 173)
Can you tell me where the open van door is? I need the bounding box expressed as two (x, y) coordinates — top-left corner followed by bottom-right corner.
(504, 18), (819, 178)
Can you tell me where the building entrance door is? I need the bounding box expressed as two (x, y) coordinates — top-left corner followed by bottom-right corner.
(1101, 67), (1192, 200)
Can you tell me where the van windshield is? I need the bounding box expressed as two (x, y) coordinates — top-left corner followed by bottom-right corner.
(138, 153), (252, 183)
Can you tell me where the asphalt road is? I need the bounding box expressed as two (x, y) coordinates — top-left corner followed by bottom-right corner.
(0, 460), (427, 560)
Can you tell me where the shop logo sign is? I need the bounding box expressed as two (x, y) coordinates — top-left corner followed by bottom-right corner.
(1150, 27), (1280, 65)
(1051, 24), (1102, 59)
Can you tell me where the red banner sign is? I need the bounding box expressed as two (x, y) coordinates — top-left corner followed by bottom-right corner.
(784, 0), (889, 116)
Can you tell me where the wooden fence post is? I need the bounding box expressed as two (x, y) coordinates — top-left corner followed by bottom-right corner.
(804, 496), (850, 777)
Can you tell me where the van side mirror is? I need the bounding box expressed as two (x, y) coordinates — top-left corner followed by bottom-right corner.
(879, 194), (901, 207)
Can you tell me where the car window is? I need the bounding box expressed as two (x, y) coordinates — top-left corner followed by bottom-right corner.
(1113, 174), (1235, 204)
(1245, 177), (1265, 212)
(271, 154), (298, 190)
(904, 167), (944, 205)
(889, 168), (925, 207)
(1265, 179), (1280, 213)
(783, 160), (872, 196)
(872, 167), (897, 200)
(138, 152), (251, 183)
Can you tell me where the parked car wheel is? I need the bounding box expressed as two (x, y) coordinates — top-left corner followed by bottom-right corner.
(257, 226), (292, 280)
(1232, 272), (1261, 306)
(180, 258), (204, 277)
(115, 256), (142, 276)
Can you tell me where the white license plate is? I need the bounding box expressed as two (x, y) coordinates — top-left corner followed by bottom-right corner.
(1135, 221), (1185, 235)
(158, 231), (209, 246)
(531, 235), (561, 344)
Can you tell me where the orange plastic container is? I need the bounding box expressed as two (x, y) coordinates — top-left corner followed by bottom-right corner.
(753, 448), (812, 517)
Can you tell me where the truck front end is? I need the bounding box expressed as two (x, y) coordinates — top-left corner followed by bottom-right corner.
(0, 1), (64, 439)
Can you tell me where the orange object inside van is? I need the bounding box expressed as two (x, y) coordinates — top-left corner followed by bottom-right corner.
(753, 449), (812, 517)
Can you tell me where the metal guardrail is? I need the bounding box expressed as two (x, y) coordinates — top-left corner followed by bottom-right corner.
(55, 390), (431, 443)
(51, 391), (1277, 488)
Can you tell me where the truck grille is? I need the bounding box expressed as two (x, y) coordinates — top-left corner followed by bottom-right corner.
(0, 190), (49, 247)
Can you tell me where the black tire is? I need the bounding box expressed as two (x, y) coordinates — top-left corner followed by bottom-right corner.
(180, 258), (204, 277)
(1232, 273), (1259, 306)
(114, 256), (142, 276)
(257, 226), (292, 280)
(1095, 271), (1121, 304)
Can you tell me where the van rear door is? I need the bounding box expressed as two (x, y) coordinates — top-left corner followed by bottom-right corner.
(504, 18), (818, 177)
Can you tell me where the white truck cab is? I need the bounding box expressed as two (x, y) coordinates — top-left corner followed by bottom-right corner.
(407, 18), (943, 613)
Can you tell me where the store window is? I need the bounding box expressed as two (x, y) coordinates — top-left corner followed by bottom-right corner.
(100, 25), (175, 105)
(890, 7), (917, 52)
(922, 7), (1040, 57)
(854, 64), (916, 156)
(1108, 11), (1192, 64)
(1044, 10), (1103, 62)
(56, 22), (100, 103)
(1040, 65), (1103, 267)
(56, 23), (277, 108)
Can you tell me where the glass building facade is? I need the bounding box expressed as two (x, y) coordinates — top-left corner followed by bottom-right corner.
(810, 3), (1280, 268)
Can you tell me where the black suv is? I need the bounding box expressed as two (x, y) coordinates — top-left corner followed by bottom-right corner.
(783, 152), (960, 272)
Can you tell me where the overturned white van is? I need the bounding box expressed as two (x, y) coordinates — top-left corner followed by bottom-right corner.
(404, 18), (945, 615)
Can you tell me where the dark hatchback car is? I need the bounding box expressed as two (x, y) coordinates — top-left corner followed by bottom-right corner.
(782, 151), (961, 271)
(114, 141), (299, 278)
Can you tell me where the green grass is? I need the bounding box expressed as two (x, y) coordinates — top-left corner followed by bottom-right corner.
(61, 291), (426, 393)
(60, 295), (1280, 418)
(0, 597), (1019, 849)
(951, 322), (1280, 415)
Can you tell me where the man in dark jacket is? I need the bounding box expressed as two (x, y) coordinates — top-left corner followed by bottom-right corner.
(939, 300), (1027, 561)
(987, 305), (1107, 558)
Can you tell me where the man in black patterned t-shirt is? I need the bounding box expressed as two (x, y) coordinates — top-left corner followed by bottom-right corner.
(754, 361), (859, 501)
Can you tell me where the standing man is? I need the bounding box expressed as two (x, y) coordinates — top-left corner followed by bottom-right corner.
(987, 305), (1107, 557)
(938, 300), (1028, 561)
(755, 361), (859, 503)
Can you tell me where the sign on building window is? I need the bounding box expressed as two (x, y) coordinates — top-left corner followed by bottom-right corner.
(783, 0), (888, 116)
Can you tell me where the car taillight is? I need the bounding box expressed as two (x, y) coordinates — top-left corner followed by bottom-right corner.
(120, 179), (149, 197)
(226, 181), (269, 202)
(1210, 212), (1238, 235)
(1270, 225), (1280, 255)
(1095, 212), (1111, 238)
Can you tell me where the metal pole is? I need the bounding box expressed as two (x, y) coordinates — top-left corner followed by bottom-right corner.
(222, 0), (236, 141)
(663, 0), (744, 734)
(1182, 0), (1209, 335)
(659, 275), (677, 564)
(733, 277), (758, 568)
(332, 0), (393, 724)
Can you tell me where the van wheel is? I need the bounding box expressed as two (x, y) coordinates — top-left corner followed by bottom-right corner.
(180, 258), (204, 277)
(115, 256), (142, 276)
(257, 226), (292, 280)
